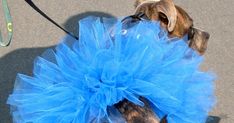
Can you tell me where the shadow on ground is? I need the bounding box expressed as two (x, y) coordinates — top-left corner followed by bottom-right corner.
(63, 11), (116, 38)
(0, 11), (115, 123)
(0, 11), (221, 123)
(0, 46), (52, 123)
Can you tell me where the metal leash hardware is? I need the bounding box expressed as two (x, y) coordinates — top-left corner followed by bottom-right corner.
(0, 0), (13, 47)
(120, 12), (149, 31)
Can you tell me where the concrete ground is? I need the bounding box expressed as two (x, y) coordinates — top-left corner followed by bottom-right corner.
(0, 0), (233, 123)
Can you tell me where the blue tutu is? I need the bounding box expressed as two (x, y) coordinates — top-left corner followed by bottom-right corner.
(7, 16), (215, 123)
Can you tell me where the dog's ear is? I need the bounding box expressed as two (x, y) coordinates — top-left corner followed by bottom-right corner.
(135, 0), (160, 7)
(135, 0), (148, 7)
(135, 0), (177, 32)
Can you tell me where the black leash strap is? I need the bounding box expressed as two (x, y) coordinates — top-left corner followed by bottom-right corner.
(25, 0), (79, 40)
(25, 0), (149, 40)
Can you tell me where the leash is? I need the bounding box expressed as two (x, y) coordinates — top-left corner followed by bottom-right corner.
(0, 0), (13, 47)
(25, 0), (79, 40)
(25, 0), (150, 41)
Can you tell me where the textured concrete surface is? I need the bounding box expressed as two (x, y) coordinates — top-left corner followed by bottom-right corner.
(0, 0), (233, 123)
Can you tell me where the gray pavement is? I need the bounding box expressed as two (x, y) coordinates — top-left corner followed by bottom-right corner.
(0, 0), (233, 123)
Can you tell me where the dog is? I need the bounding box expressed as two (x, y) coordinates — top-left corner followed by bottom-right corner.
(114, 0), (211, 123)
(135, 0), (210, 55)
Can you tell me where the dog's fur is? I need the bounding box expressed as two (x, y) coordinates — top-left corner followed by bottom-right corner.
(114, 0), (210, 123)
(134, 0), (210, 55)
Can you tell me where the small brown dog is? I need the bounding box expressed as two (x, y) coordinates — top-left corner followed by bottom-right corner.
(115, 0), (211, 123)
(135, 0), (210, 55)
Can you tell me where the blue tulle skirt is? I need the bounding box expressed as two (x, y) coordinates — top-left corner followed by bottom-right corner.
(7, 16), (215, 123)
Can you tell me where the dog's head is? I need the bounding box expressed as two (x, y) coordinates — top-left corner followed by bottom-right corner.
(115, 1), (210, 123)
(135, 0), (210, 55)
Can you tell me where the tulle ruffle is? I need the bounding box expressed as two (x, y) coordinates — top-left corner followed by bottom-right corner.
(7, 16), (215, 123)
